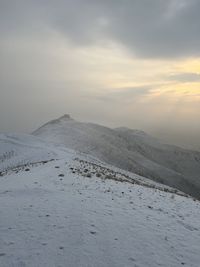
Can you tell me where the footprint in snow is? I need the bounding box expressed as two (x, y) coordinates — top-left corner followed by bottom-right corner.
(128, 257), (136, 262)
(7, 242), (14, 246)
(90, 231), (97, 235)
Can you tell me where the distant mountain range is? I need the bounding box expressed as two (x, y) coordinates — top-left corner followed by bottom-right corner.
(33, 114), (200, 199)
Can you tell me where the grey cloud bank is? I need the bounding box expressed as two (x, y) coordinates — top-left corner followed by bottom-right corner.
(1, 0), (200, 58)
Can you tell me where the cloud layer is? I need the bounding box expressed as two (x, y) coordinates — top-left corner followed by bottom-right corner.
(1, 0), (200, 58)
(0, 0), (200, 150)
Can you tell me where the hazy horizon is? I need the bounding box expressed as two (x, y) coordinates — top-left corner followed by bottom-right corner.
(0, 0), (200, 151)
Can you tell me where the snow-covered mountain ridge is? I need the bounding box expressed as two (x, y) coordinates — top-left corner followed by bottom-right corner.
(0, 133), (185, 196)
(0, 132), (200, 267)
(33, 114), (200, 199)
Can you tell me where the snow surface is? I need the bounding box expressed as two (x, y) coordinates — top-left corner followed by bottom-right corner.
(0, 133), (57, 172)
(0, 133), (200, 267)
(33, 115), (200, 199)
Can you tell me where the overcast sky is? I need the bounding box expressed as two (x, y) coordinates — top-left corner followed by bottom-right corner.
(0, 0), (200, 150)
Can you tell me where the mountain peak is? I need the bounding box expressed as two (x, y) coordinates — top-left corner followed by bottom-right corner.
(33, 114), (200, 199)
(59, 114), (72, 120)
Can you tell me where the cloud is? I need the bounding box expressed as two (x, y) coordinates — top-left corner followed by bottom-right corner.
(87, 86), (153, 104)
(167, 72), (200, 82)
(1, 0), (200, 58)
(0, 1), (200, 150)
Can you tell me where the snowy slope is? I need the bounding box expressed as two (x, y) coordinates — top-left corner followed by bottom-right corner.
(33, 115), (200, 198)
(0, 134), (200, 267)
(0, 133), (57, 173)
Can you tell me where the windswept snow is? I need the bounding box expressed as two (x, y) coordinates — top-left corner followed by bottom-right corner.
(0, 133), (200, 267)
(0, 133), (56, 173)
(33, 115), (200, 198)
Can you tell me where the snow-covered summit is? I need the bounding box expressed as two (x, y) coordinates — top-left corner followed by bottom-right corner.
(52, 114), (72, 121)
(33, 115), (200, 199)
